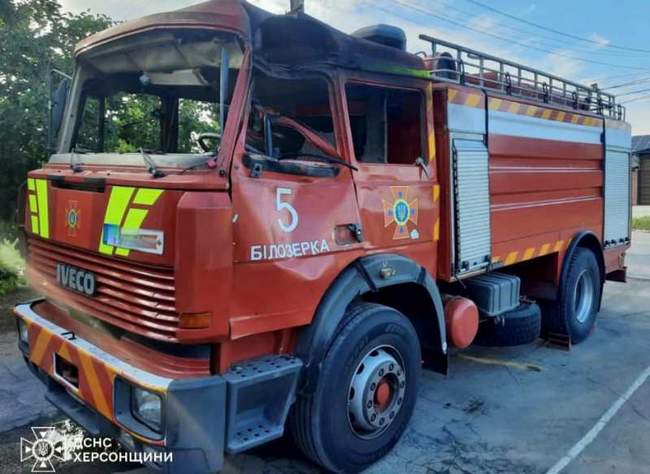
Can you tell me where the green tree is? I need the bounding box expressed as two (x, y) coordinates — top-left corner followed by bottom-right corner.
(0, 0), (112, 220)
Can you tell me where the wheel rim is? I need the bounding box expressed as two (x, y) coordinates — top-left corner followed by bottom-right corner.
(574, 270), (595, 324)
(347, 345), (407, 440)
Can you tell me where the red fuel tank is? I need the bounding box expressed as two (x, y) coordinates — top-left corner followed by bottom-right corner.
(444, 297), (479, 349)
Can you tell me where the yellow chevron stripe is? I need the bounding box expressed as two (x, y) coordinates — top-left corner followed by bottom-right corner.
(504, 251), (519, 265)
(523, 247), (536, 260)
(489, 98), (503, 110)
(433, 219), (440, 241)
(554, 240), (565, 252)
(30, 329), (51, 368)
(78, 352), (111, 418)
(465, 94), (482, 108)
(541, 109), (552, 120)
(508, 102), (520, 114)
(433, 185), (440, 203)
(448, 89), (458, 102)
(539, 243), (551, 255)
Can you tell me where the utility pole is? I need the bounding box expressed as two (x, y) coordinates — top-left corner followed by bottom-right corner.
(290, 0), (304, 14)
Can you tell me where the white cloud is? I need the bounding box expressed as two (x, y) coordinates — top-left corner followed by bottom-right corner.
(539, 49), (583, 79)
(588, 32), (611, 50)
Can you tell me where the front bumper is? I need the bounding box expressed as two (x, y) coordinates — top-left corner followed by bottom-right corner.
(15, 300), (226, 473)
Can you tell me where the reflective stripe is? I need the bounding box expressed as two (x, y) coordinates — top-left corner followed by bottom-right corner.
(35, 179), (50, 239)
(99, 187), (164, 256)
(115, 208), (148, 257)
(31, 216), (39, 235)
(28, 195), (38, 213)
(99, 187), (135, 255)
(133, 189), (163, 206)
(27, 178), (36, 192)
(16, 302), (173, 390)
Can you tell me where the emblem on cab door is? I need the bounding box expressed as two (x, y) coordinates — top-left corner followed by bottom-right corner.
(383, 187), (418, 240)
(65, 201), (80, 237)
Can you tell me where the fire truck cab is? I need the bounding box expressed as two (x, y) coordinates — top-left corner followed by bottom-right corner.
(15, 1), (631, 472)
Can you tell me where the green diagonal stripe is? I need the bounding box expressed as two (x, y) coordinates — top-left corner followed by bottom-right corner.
(99, 186), (135, 255)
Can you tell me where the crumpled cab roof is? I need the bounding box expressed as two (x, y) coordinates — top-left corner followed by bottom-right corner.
(75, 0), (427, 78)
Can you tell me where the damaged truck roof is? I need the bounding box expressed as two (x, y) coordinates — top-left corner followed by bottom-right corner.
(75, 0), (429, 78)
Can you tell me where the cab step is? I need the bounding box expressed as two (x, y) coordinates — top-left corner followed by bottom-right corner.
(223, 355), (303, 453)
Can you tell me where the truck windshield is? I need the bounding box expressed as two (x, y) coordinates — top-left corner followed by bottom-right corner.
(57, 29), (243, 167)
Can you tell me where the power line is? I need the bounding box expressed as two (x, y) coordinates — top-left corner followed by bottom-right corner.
(602, 77), (650, 90)
(429, 0), (650, 59)
(391, 0), (650, 71)
(464, 0), (650, 54)
(621, 94), (650, 105)
(617, 87), (650, 97)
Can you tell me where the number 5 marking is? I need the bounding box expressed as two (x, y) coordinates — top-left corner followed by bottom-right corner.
(276, 188), (299, 233)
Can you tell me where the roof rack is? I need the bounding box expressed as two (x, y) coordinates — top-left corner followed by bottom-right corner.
(419, 35), (625, 121)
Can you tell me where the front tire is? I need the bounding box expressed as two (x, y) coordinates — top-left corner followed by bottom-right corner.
(291, 303), (421, 473)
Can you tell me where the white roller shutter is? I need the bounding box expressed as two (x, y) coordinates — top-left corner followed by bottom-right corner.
(452, 138), (492, 274)
(604, 149), (630, 247)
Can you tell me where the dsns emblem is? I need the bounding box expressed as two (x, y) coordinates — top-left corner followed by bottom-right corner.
(65, 201), (80, 237)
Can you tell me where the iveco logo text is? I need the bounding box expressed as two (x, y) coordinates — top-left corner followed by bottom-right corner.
(56, 264), (96, 296)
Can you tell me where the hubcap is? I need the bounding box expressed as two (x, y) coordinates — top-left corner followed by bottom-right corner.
(574, 270), (595, 324)
(347, 346), (406, 439)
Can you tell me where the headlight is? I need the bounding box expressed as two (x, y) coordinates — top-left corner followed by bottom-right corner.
(17, 319), (29, 345)
(131, 387), (162, 432)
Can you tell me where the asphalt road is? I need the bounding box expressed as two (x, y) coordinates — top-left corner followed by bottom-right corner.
(1, 233), (649, 473)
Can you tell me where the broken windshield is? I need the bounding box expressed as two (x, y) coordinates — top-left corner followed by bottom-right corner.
(55, 29), (244, 168)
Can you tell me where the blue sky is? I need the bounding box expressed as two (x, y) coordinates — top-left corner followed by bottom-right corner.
(60, 0), (650, 134)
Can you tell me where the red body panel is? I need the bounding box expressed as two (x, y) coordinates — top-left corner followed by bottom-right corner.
(22, 29), (630, 378)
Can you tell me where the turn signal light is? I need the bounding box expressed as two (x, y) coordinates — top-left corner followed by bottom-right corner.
(179, 312), (212, 329)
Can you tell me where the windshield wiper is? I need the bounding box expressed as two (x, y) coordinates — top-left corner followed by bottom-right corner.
(278, 152), (358, 172)
(140, 148), (166, 179)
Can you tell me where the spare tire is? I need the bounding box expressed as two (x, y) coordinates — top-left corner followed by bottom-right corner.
(474, 302), (541, 347)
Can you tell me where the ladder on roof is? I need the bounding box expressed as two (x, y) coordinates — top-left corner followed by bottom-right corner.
(420, 34), (625, 121)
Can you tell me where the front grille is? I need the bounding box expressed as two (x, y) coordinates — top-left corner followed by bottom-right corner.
(27, 237), (179, 342)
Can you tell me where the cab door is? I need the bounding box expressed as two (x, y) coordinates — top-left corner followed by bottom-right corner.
(228, 74), (364, 337)
(343, 76), (439, 266)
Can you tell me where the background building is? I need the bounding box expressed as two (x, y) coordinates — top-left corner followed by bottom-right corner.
(632, 135), (650, 205)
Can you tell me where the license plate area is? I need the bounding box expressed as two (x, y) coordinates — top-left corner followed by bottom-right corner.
(54, 352), (80, 390)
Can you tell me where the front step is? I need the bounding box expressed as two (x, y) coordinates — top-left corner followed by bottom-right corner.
(223, 355), (303, 453)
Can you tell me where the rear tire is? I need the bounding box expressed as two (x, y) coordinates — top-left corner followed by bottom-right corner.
(290, 303), (421, 473)
(474, 302), (541, 347)
(542, 247), (601, 344)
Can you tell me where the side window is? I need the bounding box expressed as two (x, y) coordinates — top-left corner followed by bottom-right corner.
(247, 73), (336, 158)
(346, 84), (423, 165)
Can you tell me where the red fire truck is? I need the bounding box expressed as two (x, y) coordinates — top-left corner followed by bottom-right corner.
(15, 1), (632, 472)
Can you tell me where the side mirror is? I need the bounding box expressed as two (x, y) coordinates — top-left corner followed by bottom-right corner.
(48, 70), (71, 152)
